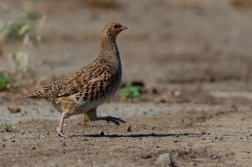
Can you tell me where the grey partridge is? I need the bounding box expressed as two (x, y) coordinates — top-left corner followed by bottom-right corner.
(26, 22), (127, 137)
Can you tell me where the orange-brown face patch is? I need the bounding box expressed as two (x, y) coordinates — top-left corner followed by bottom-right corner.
(103, 23), (123, 38)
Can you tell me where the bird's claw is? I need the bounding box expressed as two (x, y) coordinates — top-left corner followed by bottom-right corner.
(105, 116), (125, 126)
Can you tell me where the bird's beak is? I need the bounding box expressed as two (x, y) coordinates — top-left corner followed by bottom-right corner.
(121, 25), (128, 30)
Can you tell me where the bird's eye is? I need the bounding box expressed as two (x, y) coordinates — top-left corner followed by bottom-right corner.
(114, 25), (118, 29)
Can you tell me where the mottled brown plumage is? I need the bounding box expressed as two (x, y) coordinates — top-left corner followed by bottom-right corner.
(27, 22), (128, 137)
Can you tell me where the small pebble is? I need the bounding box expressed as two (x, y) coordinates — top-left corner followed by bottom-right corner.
(1, 138), (6, 142)
(127, 126), (132, 132)
(210, 155), (220, 159)
(61, 150), (66, 154)
(10, 139), (15, 142)
(155, 153), (173, 166)
(190, 162), (197, 166)
(1, 144), (5, 148)
(32, 147), (36, 150)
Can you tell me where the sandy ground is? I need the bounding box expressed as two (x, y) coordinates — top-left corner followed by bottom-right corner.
(0, 0), (252, 166)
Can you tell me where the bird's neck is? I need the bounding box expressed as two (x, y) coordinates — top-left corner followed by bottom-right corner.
(98, 35), (121, 72)
(99, 36), (120, 61)
(100, 36), (117, 53)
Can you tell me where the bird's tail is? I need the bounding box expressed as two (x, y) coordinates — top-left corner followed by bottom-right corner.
(25, 87), (49, 98)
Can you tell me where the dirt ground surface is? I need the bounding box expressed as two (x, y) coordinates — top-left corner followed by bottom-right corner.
(0, 0), (252, 166)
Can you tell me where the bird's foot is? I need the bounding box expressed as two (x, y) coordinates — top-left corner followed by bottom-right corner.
(56, 128), (68, 137)
(104, 116), (126, 126)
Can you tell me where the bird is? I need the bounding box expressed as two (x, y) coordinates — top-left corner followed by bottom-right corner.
(26, 22), (128, 137)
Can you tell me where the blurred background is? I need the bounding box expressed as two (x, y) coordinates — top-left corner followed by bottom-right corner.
(1, 0), (252, 107)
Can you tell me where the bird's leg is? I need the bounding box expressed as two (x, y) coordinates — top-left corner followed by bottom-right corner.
(86, 108), (125, 126)
(57, 113), (68, 137)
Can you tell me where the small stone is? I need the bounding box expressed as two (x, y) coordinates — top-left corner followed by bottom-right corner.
(190, 162), (197, 166)
(32, 147), (36, 150)
(173, 90), (182, 97)
(127, 126), (132, 132)
(210, 154), (220, 159)
(1, 144), (5, 148)
(83, 138), (89, 141)
(155, 153), (173, 166)
(100, 131), (104, 136)
(21, 132), (25, 134)
(10, 139), (15, 142)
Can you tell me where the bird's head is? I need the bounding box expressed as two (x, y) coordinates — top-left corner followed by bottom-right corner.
(102, 22), (128, 40)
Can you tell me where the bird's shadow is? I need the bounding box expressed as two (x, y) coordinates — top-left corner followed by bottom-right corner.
(79, 133), (202, 138)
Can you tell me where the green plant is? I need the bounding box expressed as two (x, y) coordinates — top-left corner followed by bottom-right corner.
(0, 74), (11, 90)
(120, 81), (140, 100)
(17, 82), (24, 88)
(23, 10), (41, 22)
(0, 7), (46, 80)
(0, 10), (43, 42)
(0, 23), (23, 39)
(79, 114), (89, 125)
(0, 44), (3, 56)
(2, 123), (14, 131)
(181, 118), (187, 127)
(82, 114), (89, 123)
